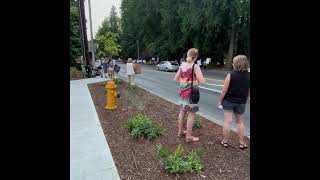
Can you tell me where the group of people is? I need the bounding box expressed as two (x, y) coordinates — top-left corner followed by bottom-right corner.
(174, 48), (250, 149)
(123, 48), (250, 149)
(99, 58), (116, 79)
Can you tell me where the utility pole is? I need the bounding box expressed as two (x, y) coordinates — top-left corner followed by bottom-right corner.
(78, 0), (90, 66)
(76, 0), (86, 65)
(88, 0), (95, 68)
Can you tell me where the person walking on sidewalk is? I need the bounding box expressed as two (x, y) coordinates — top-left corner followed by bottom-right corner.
(174, 48), (205, 142)
(108, 58), (115, 80)
(101, 59), (108, 78)
(126, 58), (135, 86)
(218, 55), (250, 149)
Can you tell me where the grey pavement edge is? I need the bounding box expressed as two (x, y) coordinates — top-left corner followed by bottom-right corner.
(70, 77), (120, 180)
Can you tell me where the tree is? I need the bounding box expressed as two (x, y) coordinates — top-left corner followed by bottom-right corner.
(120, 0), (144, 59)
(96, 32), (121, 59)
(96, 6), (121, 59)
(109, 5), (120, 34)
(158, 0), (183, 60)
(119, 0), (249, 67)
(225, 0), (250, 70)
(70, 0), (81, 66)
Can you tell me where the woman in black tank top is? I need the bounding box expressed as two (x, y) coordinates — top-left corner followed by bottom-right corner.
(218, 55), (250, 150)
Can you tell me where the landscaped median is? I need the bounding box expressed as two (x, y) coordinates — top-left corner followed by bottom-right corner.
(88, 79), (250, 179)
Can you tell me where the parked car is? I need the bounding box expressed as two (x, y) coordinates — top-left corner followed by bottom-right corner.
(156, 61), (179, 72)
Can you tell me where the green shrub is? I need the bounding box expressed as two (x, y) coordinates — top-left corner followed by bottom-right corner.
(184, 115), (202, 129)
(127, 114), (163, 140)
(127, 84), (136, 91)
(156, 144), (204, 174)
(155, 144), (171, 159)
(70, 67), (81, 78)
(114, 77), (123, 84)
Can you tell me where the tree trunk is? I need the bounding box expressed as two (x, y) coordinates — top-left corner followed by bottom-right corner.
(234, 33), (238, 56)
(183, 51), (187, 62)
(226, 28), (235, 70)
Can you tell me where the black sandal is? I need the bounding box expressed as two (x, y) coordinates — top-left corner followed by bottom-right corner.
(239, 143), (248, 150)
(221, 140), (229, 148)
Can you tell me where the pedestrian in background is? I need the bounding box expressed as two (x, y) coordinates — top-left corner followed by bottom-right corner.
(108, 58), (115, 80)
(126, 58), (135, 86)
(102, 59), (108, 78)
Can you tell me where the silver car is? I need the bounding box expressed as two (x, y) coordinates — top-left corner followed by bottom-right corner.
(156, 61), (179, 72)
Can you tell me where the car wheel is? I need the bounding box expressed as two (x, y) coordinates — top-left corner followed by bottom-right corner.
(165, 67), (168, 72)
(156, 66), (159, 71)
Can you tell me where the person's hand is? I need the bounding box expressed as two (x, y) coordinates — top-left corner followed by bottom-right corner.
(218, 103), (223, 110)
(193, 81), (198, 86)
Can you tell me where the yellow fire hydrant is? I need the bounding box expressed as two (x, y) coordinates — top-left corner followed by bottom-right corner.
(105, 80), (118, 110)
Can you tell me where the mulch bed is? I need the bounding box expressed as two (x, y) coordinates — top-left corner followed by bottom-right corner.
(88, 80), (250, 180)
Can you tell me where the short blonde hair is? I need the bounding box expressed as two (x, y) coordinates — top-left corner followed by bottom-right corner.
(127, 58), (133, 63)
(186, 48), (199, 63)
(233, 55), (249, 72)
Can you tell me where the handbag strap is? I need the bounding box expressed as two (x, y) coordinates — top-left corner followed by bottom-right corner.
(191, 63), (196, 92)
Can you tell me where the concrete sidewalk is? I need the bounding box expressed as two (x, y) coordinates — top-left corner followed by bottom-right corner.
(70, 77), (120, 180)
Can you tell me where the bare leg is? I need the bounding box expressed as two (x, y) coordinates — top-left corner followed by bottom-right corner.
(128, 75), (131, 85)
(178, 109), (185, 135)
(100, 69), (104, 77)
(235, 113), (246, 145)
(222, 111), (233, 143)
(132, 75), (135, 85)
(186, 112), (197, 140)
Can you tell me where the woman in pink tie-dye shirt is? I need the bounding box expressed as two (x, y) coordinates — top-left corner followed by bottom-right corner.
(174, 48), (205, 142)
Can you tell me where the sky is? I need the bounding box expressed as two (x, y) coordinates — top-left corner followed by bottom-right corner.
(84, 0), (121, 40)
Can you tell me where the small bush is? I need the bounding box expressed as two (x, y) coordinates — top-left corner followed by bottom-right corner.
(70, 67), (81, 78)
(156, 144), (204, 174)
(127, 85), (136, 91)
(155, 144), (171, 159)
(127, 114), (163, 140)
(184, 115), (202, 129)
(193, 118), (201, 129)
(114, 78), (123, 84)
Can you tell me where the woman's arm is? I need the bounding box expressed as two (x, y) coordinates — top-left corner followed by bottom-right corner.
(194, 64), (205, 84)
(174, 68), (181, 82)
(218, 73), (231, 104)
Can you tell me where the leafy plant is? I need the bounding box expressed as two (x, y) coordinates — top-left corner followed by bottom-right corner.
(155, 144), (171, 159)
(156, 144), (204, 174)
(127, 114), (163, 140)
(192, 118), (202, 129)
(184, 115), (202, 129)
(114, 78), (123, 84)
(70, 67), (81, 79)
(127, 85), (136, 91)
(186, 149), (204, 172)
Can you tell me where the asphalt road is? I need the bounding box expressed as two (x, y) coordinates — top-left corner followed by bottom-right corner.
(115, 63), (250, 136)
